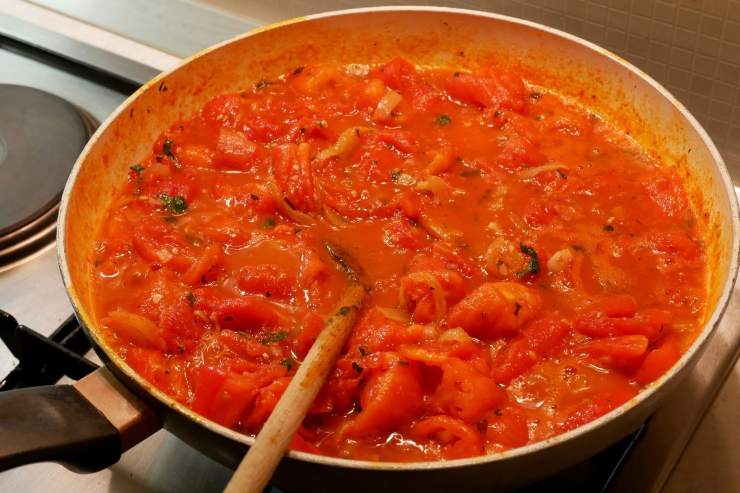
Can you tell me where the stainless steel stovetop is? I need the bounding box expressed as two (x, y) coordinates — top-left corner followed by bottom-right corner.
(0, 2), (738, 493)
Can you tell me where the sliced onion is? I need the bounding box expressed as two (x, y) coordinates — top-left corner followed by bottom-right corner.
(323, 205), (349, 227)
(519, 162), (568, 180)
(269, 180), (314, 225)
(315, 126), (369, 161)
(376, 307), (410, 323)
(438, 327), (473, 343)
(399, 271), (447, 322)
(547, 248), (574, 273)
(372, 89), (403, 121)
(419, 216), (464, 242)
(415, 175), (448, 195)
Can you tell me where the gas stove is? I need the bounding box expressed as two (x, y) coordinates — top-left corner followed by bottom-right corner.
(0, 4), (738, 493)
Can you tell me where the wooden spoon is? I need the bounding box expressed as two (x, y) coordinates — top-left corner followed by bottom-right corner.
(224, 243), (366, 493)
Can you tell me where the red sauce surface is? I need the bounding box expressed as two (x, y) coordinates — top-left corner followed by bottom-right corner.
(92, 59), (706, 461)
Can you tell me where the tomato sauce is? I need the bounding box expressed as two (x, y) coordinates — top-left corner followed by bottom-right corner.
(92, 58), (706, 461)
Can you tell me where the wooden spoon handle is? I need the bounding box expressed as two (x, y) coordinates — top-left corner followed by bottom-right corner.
(224, 280), (366, 493)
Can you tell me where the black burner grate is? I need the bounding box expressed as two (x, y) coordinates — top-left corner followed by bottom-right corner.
(0, 310), (97, 390)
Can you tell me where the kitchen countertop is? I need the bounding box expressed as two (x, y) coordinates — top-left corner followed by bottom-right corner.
(4, 1), (739, 491)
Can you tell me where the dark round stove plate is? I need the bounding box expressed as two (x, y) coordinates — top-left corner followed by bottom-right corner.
(0, 85), (88, 237)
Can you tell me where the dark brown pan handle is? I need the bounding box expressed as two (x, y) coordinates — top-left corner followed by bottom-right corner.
(0, 368), (161, 472)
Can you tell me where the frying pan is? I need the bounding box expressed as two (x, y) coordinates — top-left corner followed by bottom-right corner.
(0, 7), (737, 492)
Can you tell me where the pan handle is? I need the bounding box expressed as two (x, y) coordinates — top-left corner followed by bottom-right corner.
(0, 368), (161, 472)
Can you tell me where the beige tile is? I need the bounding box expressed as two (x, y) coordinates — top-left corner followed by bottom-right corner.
(674, 27), (698, 50)
(693, 53), (717, 75)
(724, 21), (740, 44)
(700, 14), (723, 35)
(697, 34), (721, 56)
(702, 0), (729, 16)
(652, 20), (675, 44)
(608, 8), (629, 30)
(677, 6), (701, 30)
(727, 0), (740, 21)
(671, 46), (695, 70)
(690, 74), (714, 93)
(712, 80), (739, 103)
(716, 61), (740, 84)
(654, 0), (678, 22)
(719, 41), (740, 64)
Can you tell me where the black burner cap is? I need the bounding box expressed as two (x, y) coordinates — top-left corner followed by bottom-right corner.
(0, 85), (89, 237)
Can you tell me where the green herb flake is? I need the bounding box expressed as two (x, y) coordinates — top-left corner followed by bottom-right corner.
(556, 169), (568, 179)
(514, 302), (522, 316)
(390, 169), (402, 181)
(185, 292), (196, 307)
(339, 306), (351, 316)
(603, 224), (615, 232)
(261, 331), (288, 344)
(263, 217), (276, 229)
(352, 362), (364, 373)
(163, 139), (181, 168)
(281, 358), (294, 371)
(130, 164), (145, 174)
(435, 114), (452, 126)
(358, 346), (368, 357)
(163, 216), (177, 223)
(517, 243), (540, 278)
(160, 194), (188, 215)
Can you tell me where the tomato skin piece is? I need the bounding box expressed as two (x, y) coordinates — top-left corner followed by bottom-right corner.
(576, 335), (649, 363)
(215, 127), (257, 168)
(430, 357), (505, 423)
(447, 282), (542, 339)
(243, 376), (291, 428)
(575, 307), (672, 342)
(273, 142), (319, 212)
(410, 415), (484, 459)
(559, 386), (637, 432)
(237, 264), (294, 300)
(635, 338), (681, 385)
(181, 243), (222, 286)
(197, 295), (283, 332)
(344, 363), (424, 437)
(486, 409), (529, 449)
(493, 316), (570, 385)
(444, 70), (525, 112)
(102, 309), (166, 351)
(590, 294), (639, 318)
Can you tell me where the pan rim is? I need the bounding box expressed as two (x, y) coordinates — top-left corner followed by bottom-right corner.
(56, 5), (740, 472)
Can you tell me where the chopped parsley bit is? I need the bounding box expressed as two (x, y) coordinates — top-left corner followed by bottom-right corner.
(163, 139), (181, 168)
(517, 243), (540, 278)
(530, 92), (542, 100)
(255, 80), (268, 90)
(398, 360), (410, 366)
(281, 358), (294, 371)
(514, 302), (522, 316)
(250, 193), (260, 201)
(460, 169), (482, 178)
(130, 164), (145, 174)
(557, 169), (568, 179)
(160, 194), (188, 215)
(352, 362), (364, 373)
(185, 292), (196, 307)
(264, 291), (272, 298)
(453, 71), (461, 77)
(339, 306), (351, 316)
(571, 244), (585, 252)
(358, 346), (368, 357)
(163, 216), (177, 223)
(293, 66), (304, 76)
(603, 224), (615, 232)
(261, 331), (288, 344)
(435, 114), (452, 126)
(263, 217), (276, 229)
(390, 169), (402, 181)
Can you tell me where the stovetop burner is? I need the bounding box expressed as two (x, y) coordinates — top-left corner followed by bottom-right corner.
(0, 85), (97, 271)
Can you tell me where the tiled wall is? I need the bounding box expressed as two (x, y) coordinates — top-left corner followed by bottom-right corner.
(203, 0), (740, 177)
